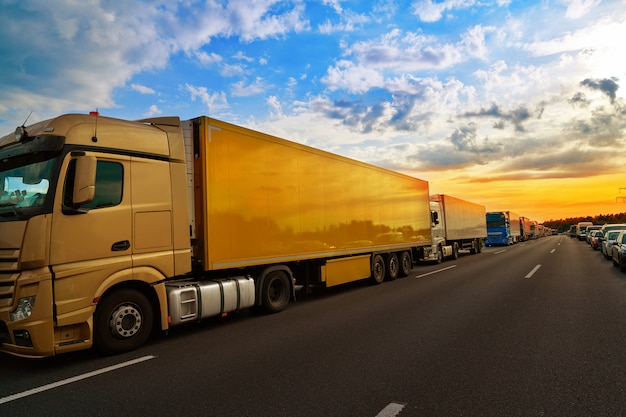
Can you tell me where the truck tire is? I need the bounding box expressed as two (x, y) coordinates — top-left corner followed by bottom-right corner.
(436, 246), (443, 264)
(386, 253), (399, 281)
(470, 239), (482, 254)
(261, 271), (291, 313)
(94, 288), (154, 355)
(399, 251), (412, 277)
(370, 254), (385, 284)
(452, 243), (459, 260)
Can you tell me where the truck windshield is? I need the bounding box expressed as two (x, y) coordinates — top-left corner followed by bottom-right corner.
(0, 157), (56, 219)
(486, 213), (505, 228)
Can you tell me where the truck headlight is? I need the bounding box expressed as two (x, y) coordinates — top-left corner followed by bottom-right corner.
(10, 296), (36, 321)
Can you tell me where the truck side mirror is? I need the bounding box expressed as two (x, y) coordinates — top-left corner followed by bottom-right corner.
(73, 155), (96, 205)
(431, 211), (439, 225)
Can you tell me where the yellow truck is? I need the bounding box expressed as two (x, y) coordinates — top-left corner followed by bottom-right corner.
(0, 113), (432, 357)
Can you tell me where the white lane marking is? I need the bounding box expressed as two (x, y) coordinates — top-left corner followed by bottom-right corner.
(550, 249), (556, 253)
(416, 264), (457, 278)
(525, 264), (542, 279)
(376, 402), (406, 417)
(0, 355), (156, 405)
(494, 249), (507, 254)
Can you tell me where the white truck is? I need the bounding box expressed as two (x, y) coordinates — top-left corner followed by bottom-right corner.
(420, 194), (487, 263)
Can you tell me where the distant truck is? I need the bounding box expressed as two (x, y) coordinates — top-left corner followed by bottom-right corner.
(568, 225), (577, 237)
(576, 221), (594, 241)
(0, 113), (434, 357)
(520, 216), (532, 241)
(485, 211), (521, 246)
(420, 194), (487, 262)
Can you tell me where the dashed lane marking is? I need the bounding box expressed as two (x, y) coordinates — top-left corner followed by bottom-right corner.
(525, 264), (542, 279)
(415, 264), (457, 278)
(376, 402), (406, 417)
(0, 355), (156, 405)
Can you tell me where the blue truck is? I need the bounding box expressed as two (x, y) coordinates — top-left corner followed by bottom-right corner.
(486, 211), (521, 246)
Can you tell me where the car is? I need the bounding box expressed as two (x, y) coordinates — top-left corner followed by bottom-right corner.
(600, 223), (626, 234)
(611, 230), (626, 272)
(603, 230), (624, 259)
(586, 225), (601, 244)
(589, 230), (603, 250)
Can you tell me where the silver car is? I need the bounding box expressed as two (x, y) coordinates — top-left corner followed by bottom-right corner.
(603, 230), (624, 259)
(611, 230), (626, 272)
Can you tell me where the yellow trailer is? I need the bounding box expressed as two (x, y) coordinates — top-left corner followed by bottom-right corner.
(0, 113), (431, 357)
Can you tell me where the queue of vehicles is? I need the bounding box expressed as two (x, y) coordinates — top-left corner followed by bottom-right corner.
(577, 222), (626, 271)
(484, 212), (554, 246)
(0, 112), (492, 358)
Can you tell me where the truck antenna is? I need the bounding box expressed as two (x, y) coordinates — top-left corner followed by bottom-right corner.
(21, 111), (33, 128)
(90, 109), (99, 142)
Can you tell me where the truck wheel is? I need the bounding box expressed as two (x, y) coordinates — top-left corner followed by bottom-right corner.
(436, 246), (443, 264)
(386, 253), (399, 281)
(470, 239), (482, 254)
(370, 255), (385, 284)
(452, 243), (459, 260)
(261, 271), (291, 313)
(399, 251), (412, 277)
(94, 288), (153, 355)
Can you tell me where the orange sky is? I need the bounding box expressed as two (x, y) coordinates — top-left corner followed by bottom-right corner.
(427, 171), (626, 223)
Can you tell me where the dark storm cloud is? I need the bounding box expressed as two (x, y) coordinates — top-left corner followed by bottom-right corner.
(580, 77), (619, 103)
(463, 103), (532, 132)
(311, 92), (434, 134)
(448, 123), (503, 154)
(568, 91), (590, 107)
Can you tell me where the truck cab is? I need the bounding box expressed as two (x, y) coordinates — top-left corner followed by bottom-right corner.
(0, 114), (191, 357)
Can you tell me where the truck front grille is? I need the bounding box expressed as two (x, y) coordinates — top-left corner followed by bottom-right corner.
(0, 274), (17, 308)
(0, 249), (19, 308)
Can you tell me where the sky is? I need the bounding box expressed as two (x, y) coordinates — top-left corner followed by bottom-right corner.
(1, 0), (625, 222)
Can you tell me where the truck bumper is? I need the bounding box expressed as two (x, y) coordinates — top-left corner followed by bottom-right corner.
(0, 269), (56, 358)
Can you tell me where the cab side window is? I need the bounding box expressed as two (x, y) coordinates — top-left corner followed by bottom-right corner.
(64, 159), (123, 210)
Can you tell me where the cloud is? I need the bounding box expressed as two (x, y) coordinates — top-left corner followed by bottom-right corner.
(267, 95), (284, 118)
(0, 0), (310, 125)
(565, 0), (601, 19)
(463, 103), (534, 132)
(317, 9), (370, 34)
(231, 77), (269, 96)
(322, 60), (385, 93)
(185, 84), (229, 113)
(412, 0), (505, 23)
(130, 84), (156, 95)
(143, 104), (162, 117)
(334, 25), (494, 76)
(580, 77), (619, 104)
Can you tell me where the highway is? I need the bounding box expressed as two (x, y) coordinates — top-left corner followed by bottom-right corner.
(1, 235), (625, 416)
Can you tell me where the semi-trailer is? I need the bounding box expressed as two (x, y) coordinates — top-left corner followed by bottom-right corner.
(485, 211), (521, 246)
(576, 221), (593, 240)
(520, 216), (532, 241)
(420, 194), (487, 262)
(0, 113), (433, 357)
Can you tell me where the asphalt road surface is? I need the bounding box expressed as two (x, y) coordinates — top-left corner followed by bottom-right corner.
(1, 235), (625, 416)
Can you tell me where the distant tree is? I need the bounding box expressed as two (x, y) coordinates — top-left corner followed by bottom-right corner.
(543, 212), (626, 232)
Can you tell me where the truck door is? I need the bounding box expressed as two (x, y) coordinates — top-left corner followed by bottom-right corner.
(49, 153), (132, 325)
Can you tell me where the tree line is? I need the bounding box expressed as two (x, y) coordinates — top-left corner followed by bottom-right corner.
(543, 212), (626, 233)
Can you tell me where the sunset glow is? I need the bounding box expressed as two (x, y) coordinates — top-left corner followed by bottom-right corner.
(1, 1), (624, 224)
